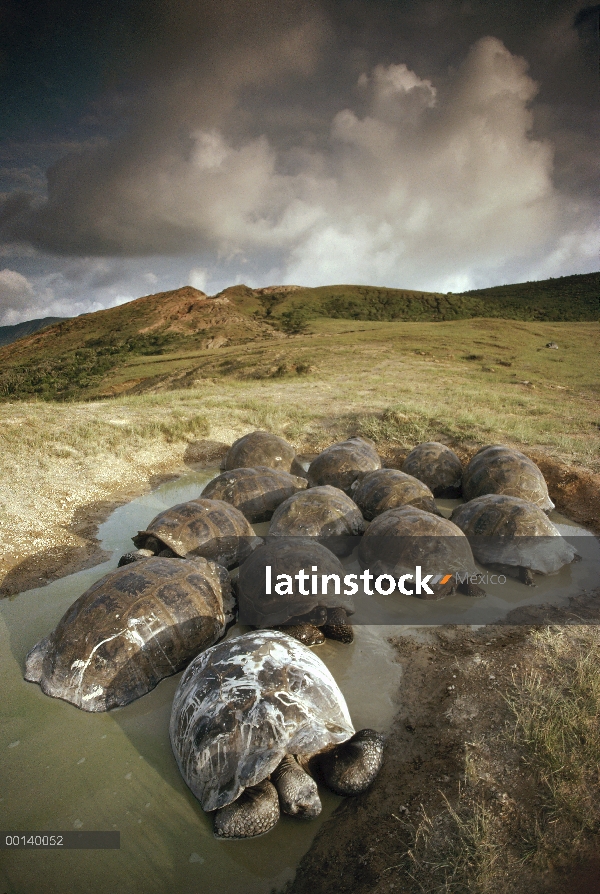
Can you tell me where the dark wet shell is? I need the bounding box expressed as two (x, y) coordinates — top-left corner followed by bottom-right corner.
(237, 538), (354, 627)
(463, 446), (554, 511)
(222, 431), (305, 477)
(132, 498), (259, 568)
(352, 469), (441, 520)
(401, 442), (463, 496)
(268, 486), (365, 555)
(450, 494), (577, 573)
(201, 467), (308, 522)
(307, 437), (381, 494)
(24, 557), (234, 712)
(169, 630), (355, 812)
(357, 506), (478, 578)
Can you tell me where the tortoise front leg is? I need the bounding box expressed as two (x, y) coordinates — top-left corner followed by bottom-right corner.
(322, 607), (354, 643)
(213, 780), (280, 840)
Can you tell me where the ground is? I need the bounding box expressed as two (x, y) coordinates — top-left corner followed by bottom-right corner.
(1, 315), (599, 891)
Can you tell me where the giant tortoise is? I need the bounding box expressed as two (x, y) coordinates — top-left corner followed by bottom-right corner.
(351, 468), (441, 520)
(237, 537), (355, 643)
(401, 442), (463, 497)
(307, 437), (381, 494)
(450, 494), (577, 584)
(463, 445), (554, 511)
(125, 498), (259, 568)
(357, 506), (486, 599)
(222, 430), (305, 477)
(201, 467), (307, 522)
(169, 630), (384, 839)
(268, 485), (365, 556)
(24, 557), (234, 711)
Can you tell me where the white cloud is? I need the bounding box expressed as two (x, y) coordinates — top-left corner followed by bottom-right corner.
(6, 35), (598, 295)
(188, 267), (208, 292)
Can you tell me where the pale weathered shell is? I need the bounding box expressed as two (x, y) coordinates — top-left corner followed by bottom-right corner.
(222, 430), (305, 477)
(450, 494), (577, 573)
(132, 497), (259, 567)
(24, 557), (234, 712)
(307, 437), (381, 494)
(352, 469), (441, 519)
(358, 506), (478, 577)
(169, 630), (355, 812)
(463, 446), (554, 511)
(401, 442), (463, 496)
(237, 538), (354, 627)
(202, 467), (307, 522)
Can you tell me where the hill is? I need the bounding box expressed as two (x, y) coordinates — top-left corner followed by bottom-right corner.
(0, 316), (68, 347)
(0, 272), (597, 402)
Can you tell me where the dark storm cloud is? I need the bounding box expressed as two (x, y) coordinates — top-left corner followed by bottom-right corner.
(0, 0), (597, 321)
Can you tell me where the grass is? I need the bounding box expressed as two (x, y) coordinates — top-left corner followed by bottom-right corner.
(393, 794), (501, 894)
(1, 317), (598, 470)
(386, 627), (600, 894)
(507, 626), (600, 858)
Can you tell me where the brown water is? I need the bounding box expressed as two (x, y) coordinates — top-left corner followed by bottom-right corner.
(1, 470), (597, 894)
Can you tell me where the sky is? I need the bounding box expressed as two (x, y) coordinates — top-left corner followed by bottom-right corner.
(0, 0), (598, 326)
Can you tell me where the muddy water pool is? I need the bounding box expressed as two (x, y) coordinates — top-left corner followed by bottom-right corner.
(1, 470), (598, 894)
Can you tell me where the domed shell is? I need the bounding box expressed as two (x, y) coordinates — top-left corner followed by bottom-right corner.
(450, 494), (577, 574)
(268, 485), (365, 555)
(307, 437), (381, 494)
(237, 538), (354, 627)
(358, 506), (478, 582)
(201, 467), (308, 522)
(169, 630), (355, 812)
(24, 557), (234, 712)
(463, 446), (554, 511)
(352, 469), (441, 520)
(132, 498), (260, 568)
(402, 442), (462, 497)
(222, 430), (305, 477)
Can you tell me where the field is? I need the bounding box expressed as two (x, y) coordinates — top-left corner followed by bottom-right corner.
(1, 291), (600, 893)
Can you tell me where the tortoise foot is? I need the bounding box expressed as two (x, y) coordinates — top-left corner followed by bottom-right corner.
(322, 607), (354, 643)
(318, 729), (384, 796)
(214, 780), (280, 840)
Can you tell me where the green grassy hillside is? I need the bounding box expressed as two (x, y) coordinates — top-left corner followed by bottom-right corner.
(0, 273), (597, 402)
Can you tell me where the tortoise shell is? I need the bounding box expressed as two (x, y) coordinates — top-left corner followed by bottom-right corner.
(352, 469), (441, 520)
(24, 557), (234, 712)
(463, 446), (554, 511)
(132, 498), (259, 568)
(450, 494), (577, 574)
(237, 538), (354, 627)
(268, 485), (365, 556)
(401, 442), (463, 497)
(307, 437), (381, 494)
(201, 467), (307, 522)
(169, 630), (355, 812)
(222, 430), (305, 477)
(357, 506), (478, 596)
